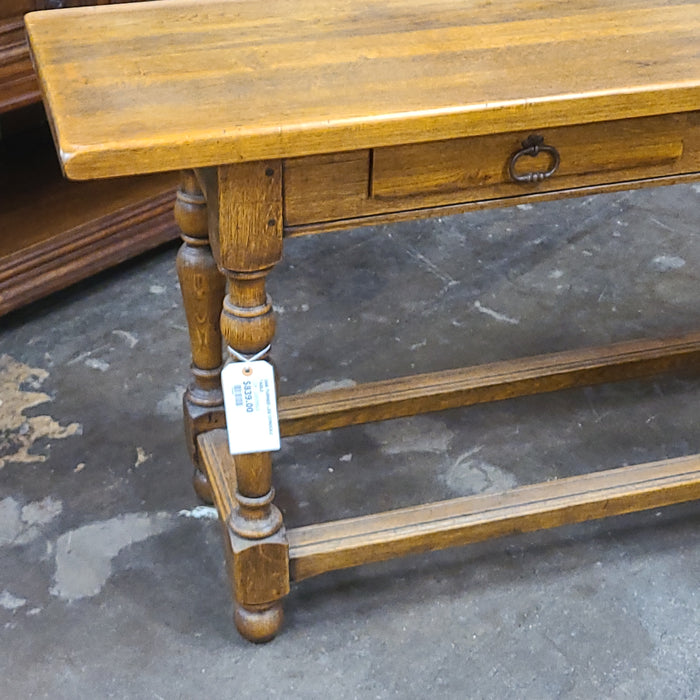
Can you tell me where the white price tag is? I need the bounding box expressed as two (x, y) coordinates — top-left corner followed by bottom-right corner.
(221, 361), (281, 455)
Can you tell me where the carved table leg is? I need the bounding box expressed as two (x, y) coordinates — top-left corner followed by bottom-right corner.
(217, 161), (289, 642)
(175, 170), (226, 503)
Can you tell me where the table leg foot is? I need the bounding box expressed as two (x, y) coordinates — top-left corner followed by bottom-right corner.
(192, 467), (214, 504)
(228, 489), (290, 643)
(234, 602), (284, 643)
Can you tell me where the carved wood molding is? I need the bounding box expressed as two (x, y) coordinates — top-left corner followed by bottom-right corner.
(0, 188), (178, 315)
(0, 18), (40, 114)
(1, 2), (176, 315)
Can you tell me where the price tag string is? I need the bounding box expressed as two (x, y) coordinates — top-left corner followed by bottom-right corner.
(227, 344), (272, 364)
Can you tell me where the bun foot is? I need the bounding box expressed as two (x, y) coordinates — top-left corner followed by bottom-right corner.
(192, 468), (214, 504)
(234, 602), (283, 643)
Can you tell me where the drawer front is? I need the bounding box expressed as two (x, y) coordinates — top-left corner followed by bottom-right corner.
(373, 116), (686, 199)
(284, 112), (700, 228)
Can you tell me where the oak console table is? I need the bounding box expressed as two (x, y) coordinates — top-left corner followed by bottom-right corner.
(26, 0), (700, 642)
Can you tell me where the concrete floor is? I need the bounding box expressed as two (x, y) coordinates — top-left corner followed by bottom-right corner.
(1, 182), (699, 698)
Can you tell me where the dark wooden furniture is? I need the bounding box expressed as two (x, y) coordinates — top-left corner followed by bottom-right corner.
(0, 0), (178, 316)
(26, 0), (700, 643)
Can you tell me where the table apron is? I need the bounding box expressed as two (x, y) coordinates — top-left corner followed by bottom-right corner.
(283, 111), (700, 235)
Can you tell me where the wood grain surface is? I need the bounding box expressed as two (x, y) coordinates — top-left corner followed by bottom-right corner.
(288, 453), (700, 580)
(25, 0), (700, 178)
(277, 332), (700, 436)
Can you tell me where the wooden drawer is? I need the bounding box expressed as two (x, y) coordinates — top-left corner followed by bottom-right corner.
(373, 115), (688, 199)
(284, 112), (700, 229)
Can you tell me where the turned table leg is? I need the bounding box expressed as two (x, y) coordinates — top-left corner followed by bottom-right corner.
(175, 170), (226, 502)
(217, 161), (290, 642)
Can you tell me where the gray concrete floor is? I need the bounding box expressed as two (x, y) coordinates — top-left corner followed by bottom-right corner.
(1, 183), (699, 699)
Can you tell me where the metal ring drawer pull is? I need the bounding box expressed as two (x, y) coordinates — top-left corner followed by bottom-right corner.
(509, 134), (560, 183)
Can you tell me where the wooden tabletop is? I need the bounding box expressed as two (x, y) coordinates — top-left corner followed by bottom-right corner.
(25, 0), (700, 179)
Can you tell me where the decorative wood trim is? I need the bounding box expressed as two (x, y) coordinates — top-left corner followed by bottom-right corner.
(0, 18), (40, 114)
(0, 188), (178, 315)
